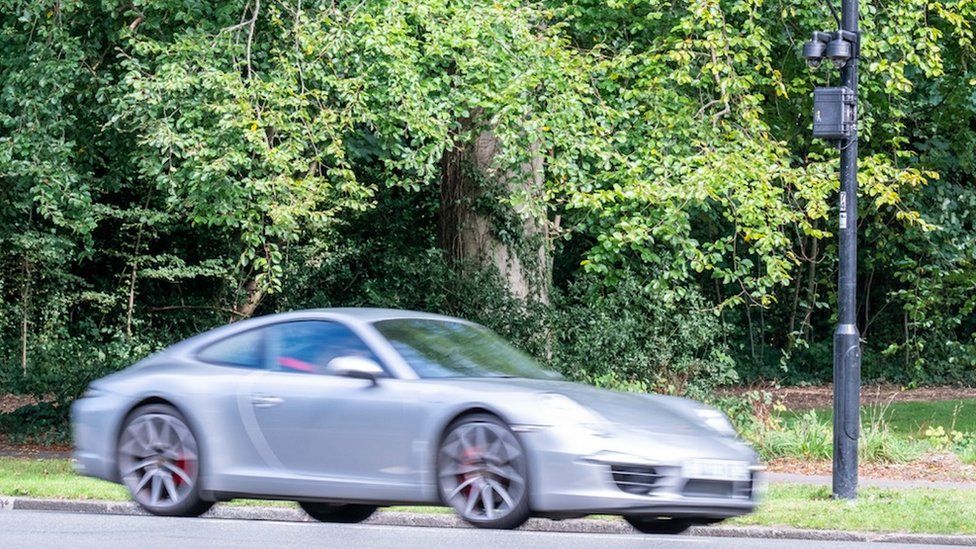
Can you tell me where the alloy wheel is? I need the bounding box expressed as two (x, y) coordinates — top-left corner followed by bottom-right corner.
(118, 406), (207, 515)
(438, 416), (529, 528)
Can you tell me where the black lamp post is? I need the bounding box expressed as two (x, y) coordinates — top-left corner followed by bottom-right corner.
(801, 1), (861, 500)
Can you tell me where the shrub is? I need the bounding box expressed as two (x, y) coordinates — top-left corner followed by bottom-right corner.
(549, 274), (738, 398)
(709, 389), (781, 438)
(860, 422), (925, 463)
(925, 425), (976, 464)
(743, 402), (927, 464)
(333, 251), (739, 399)
(0, 402), (70, 445)
(755, 410), (833, 461)
(959, 443), (976, 465)
(858, 401), (926, 463)
(1, 332), (158, 420)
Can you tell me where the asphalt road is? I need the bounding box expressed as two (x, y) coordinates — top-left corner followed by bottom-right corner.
(0, 510), (964, 549)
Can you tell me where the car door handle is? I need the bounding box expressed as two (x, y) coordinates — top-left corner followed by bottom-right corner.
(251, 394), (284, 408)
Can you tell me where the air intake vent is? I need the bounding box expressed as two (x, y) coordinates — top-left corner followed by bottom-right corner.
(610, 465), (663, 495)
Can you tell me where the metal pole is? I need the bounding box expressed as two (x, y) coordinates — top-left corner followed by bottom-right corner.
(832, 0), (860, 500)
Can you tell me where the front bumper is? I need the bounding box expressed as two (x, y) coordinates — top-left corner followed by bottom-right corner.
(524, 428), (763, 519)
(70, 390), (129, 483)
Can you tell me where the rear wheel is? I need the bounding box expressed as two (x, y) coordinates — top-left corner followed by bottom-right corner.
(624, 516), (693, 535)
(299, 502), (377, 523)
(117, 404), (213, 517)
(437, 414), (530, 530)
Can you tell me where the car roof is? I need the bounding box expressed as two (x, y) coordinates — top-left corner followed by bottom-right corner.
(312, 307), (464, 323)
(156, 308), (467, 358)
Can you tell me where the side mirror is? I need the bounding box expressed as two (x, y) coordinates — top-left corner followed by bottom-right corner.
(327, 356), (384, 384)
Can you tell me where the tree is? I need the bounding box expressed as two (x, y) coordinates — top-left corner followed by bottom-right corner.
(2, 0), (976, 418)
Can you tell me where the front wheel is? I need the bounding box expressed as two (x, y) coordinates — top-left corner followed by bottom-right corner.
(299, 502), (377, 523)
(624, 516), (693, 535)
(437, 414), (530, 530)
(117, 404), (213, 517)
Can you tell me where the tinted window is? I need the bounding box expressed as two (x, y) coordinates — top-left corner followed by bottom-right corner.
(373, 319), (561, 380)
(198, 329), (264, 368)
(268, 321), (381, 375)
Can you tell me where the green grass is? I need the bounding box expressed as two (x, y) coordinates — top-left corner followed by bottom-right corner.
(784, 399), (976, 437)
(869, 399), (976, 435)
(751, 408), (927, 463)
(0, 457), (448, 511)
(768, 398), (976, 463)
(732, 484), (976, 535)
(0, 457), (128, 500)
(2, 457), (975, 534)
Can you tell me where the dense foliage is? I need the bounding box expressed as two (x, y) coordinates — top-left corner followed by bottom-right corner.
(2, 0), (975, 418)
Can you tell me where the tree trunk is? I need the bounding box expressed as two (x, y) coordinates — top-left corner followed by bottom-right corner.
(800, 234), (819, 340)
(20, 256), (31, 375)
(233, 278), (265, 321)
(438, 122), (550, 303)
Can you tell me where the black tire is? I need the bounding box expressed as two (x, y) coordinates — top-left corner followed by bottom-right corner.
(299, 502), (377, 523)
(437, 413), (530, 530)
(624, 516), (693, 535)
(117, 403), (213, 517)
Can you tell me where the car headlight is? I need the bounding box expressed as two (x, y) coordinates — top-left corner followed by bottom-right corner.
(694, 408), (738, 437)
(540, 393), (614, 438)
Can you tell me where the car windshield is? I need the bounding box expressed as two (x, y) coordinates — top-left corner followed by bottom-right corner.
(373, 318), (562, 380)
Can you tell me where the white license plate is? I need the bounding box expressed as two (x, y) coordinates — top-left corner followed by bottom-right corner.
(683, 459), (751, 481)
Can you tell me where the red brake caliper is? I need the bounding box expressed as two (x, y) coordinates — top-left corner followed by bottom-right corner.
(458, 447), (481, 497)
(173, 455), (188, 486)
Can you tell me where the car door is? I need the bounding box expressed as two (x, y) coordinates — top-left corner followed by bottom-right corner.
(192, 325), (281, 484)
(244, 320), (423, 501)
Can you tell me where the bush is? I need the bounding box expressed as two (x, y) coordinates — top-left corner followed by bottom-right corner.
(2, 249), (739, 441)
(860, 422), (926, 463)
(294, 234), (738, 399)
(924, 425), (976, 464)
(709, 389), (781, 438)
(0, 402), (70, 445)
(443, 271), (737, 399)
(1, 332), (158, 435)
(738, 402), (928, 464)
(959, 443), (976, 465)
(548, 274), (738, 398)
(756, 410), (833, 461)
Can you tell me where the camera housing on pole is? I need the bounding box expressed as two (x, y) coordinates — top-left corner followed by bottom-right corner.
(803, 30), (858, 72)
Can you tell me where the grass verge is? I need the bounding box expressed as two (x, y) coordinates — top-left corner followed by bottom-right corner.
(722, 395), (976, 464)
(0, 457), (447, 511)
(0, 456), (127, 500)
(2, 457), (974, 534)
(785, 399), (976, 437)
(731, 484), (976, 535)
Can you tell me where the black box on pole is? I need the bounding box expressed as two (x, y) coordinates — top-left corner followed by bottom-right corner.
(813, 87), (856, 141)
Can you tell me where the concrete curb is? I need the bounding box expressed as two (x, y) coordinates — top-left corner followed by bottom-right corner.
(1, 496), (974, 546)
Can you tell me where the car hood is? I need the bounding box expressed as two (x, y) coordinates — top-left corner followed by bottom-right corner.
(432, 378), (715, 436)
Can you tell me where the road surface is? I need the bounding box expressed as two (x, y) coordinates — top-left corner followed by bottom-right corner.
(0, 510), (963, 549)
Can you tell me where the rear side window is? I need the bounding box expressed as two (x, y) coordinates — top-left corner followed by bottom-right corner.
(267, 321), (381, 375)
(197, 329), (264, 369)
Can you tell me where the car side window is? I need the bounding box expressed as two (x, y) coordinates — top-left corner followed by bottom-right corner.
(267, 321), (382, 376)
(197, 328), (265, 369)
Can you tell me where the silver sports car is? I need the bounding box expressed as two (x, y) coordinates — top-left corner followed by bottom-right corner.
(72, 308), (762, 533)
